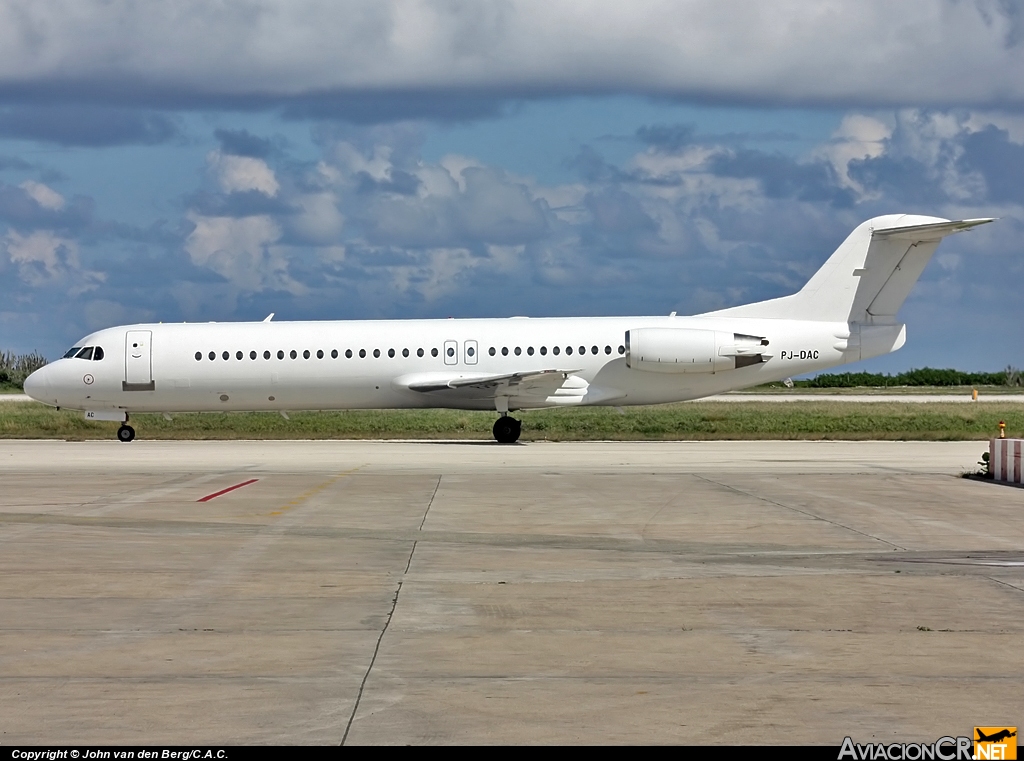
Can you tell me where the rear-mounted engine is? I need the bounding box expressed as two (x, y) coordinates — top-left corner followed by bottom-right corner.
(625, 328), (771, 373)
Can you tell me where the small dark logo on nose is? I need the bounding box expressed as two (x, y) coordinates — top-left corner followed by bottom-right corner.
(83, 374), (94, 385)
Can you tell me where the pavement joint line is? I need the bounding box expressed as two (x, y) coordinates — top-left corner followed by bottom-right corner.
(5, 510), (1005, 561)
(984, 576), (1024, 594)
(418, 475), (441, 532)
(692, 473), (909, 552)
(342, 476), (436, 745)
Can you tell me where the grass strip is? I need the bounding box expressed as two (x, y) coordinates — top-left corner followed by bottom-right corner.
(2, 402), (1022, 441)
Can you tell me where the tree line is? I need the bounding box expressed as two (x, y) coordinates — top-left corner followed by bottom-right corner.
(795, 366), (1022, 388)
(0, 351), (48, 390)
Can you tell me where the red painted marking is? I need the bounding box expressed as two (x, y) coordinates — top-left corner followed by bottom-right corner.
(197, 478), (259, 502)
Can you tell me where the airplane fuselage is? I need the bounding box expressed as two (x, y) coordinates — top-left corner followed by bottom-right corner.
(27, 314), (902, 414)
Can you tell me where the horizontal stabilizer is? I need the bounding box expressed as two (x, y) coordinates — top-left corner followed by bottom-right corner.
(872, 218), (993, 240)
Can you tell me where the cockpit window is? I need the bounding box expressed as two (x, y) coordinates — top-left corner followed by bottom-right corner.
(63, 347), (82, 359)
(75, 347), (94, 360)
(93, 347), (104, 361)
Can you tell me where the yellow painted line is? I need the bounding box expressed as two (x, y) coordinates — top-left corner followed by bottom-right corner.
(269, 466), (362, 516)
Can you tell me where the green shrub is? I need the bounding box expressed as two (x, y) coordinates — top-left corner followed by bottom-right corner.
(0, 351), (48, 390)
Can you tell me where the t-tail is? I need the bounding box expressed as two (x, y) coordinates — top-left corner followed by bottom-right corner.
(707, 214), (994, 361)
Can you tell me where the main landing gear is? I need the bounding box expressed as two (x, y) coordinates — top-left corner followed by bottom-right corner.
(117, 414), (135, 443)
(492, 415), (521, 444)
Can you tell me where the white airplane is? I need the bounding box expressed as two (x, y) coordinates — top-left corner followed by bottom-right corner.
(24, 214), (992, 443)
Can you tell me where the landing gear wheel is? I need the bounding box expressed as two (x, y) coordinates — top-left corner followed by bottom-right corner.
(492, 415), (521, 444)
(117, 424), (136, 443)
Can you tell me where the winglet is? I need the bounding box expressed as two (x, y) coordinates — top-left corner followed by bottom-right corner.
(263, 313), (275, 322)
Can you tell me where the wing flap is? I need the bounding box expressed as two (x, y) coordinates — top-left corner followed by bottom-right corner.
(404, 369), (580, 393)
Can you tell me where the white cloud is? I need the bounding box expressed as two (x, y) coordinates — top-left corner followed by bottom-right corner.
(3, 228), (104, 291)
(19, 180), (65, 210)
(0, 2), (1022, 107)
(290, 192), (345, 244)
(816, 114), (891, 194)
(208, 151), (279, 196)
(184, 213), (299, 292)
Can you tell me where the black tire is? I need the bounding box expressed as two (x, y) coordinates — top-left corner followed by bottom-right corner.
(492, 416), (521, 444)
(117, 425), (136, 443)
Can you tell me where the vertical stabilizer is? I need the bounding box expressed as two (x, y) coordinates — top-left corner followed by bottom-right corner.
(706, 215), (993, 322)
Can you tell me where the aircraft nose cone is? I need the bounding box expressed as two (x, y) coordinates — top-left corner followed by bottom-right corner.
(23, 366), (51, 402)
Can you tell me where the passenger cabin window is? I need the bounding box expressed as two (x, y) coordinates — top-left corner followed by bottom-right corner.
(264, 350), (271, 359)
(417, 348), (424, 357)
(431, 348), (438, 357)
(317, 350), (324, 359)
(195, 352), (202, 361)
(331, 350), (338, 358)
(236, 351), (243, 360)
(64, 347), (82, 359)
(527, 347), (534, 356)
(540, 346), (547, 355)
(303, 350), (310, 359)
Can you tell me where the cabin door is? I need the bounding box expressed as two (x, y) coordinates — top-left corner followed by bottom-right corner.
(124, 330), (154, 390)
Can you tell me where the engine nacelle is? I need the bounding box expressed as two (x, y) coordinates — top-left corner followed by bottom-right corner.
(625, 328), (770, 373)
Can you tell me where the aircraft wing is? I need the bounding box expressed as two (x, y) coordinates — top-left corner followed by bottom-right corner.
(404, 369), (581, 394)
(398, 369), (625, 408)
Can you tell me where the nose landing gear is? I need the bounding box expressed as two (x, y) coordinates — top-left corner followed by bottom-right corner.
(492, 415), (521, 444)
(117, 415), (135, 443)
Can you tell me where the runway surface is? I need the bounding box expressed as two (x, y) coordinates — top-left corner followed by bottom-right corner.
(1, 440), (1022, 744)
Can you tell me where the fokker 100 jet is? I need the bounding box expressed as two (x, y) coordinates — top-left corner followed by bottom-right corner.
(24, 214), (992, 443)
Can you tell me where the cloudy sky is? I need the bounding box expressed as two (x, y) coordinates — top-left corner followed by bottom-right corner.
(1, 0), (1021, 372)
